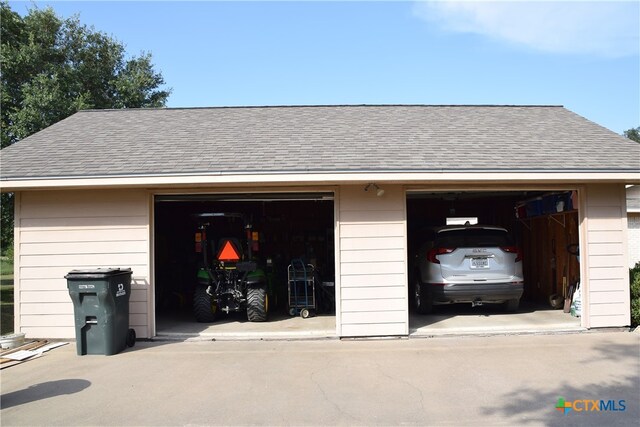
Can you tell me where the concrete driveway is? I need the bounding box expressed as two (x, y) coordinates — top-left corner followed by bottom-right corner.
(1, 331), (638, 426)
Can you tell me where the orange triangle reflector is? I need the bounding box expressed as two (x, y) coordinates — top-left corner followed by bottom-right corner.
(218, 240), (240, 261)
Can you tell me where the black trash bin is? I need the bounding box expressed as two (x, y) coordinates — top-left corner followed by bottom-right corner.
(66, 268), (136, 355)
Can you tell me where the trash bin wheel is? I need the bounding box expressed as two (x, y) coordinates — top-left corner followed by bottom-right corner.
(126, 328), (136, 347)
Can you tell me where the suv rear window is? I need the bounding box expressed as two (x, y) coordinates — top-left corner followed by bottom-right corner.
(436, 228), (513, 248)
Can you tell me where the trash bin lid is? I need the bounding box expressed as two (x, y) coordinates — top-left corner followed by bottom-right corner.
(65, 268), (132, 279)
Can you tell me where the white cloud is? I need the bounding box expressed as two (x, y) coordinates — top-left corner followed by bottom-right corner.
(413, 0), (640, 57)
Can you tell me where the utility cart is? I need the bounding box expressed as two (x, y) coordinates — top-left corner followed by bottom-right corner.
(287, 259), (316, 318)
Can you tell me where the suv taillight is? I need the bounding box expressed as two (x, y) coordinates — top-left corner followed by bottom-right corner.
(501, 246), (522, 262)
(427, 248), (455, 264)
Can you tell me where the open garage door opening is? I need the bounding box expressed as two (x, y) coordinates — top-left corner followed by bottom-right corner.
(153, 193), (336, 339)
(407, 190), (583, 336)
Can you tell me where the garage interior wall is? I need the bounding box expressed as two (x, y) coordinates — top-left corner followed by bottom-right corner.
(338, 185), (408, 336)
(584, 184), (631, 328)
(14, 189), (151, 338)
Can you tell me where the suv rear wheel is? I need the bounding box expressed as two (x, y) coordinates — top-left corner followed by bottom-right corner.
(414, 279), (433, 314)
(504, 298), (520, 312)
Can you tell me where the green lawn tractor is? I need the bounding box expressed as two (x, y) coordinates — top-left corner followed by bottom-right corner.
(193, 213), (269, 322)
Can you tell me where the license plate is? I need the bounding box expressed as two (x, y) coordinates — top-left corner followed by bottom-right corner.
(471, 257), (489, 269)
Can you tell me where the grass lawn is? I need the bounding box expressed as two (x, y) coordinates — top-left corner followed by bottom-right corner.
(1, 257), (14, 335)
(0, 256), (14, 277)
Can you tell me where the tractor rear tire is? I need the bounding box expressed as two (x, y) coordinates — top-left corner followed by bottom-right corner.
(247, 286), (268, 322)
(193, 286), (218, 323)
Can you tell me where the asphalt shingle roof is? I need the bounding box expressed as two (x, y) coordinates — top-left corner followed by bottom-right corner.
(1, 105), (639, 180)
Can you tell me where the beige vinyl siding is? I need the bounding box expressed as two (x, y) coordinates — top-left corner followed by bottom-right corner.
(584, 184), (631, 328)
(16, 190), (151, 339)
(338, 185), (408, 337)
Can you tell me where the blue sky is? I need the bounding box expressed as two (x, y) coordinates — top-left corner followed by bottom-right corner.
(8, 0), (640, 134)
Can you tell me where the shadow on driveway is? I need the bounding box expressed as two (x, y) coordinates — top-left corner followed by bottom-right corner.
(481, 340), (640, 426)
(1, 379), (91, 409)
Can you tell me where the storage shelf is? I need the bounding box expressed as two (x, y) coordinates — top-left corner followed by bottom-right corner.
(518, 209), (578, 230)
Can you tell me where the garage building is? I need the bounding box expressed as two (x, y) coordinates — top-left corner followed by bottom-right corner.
(1, 105), (638, 339)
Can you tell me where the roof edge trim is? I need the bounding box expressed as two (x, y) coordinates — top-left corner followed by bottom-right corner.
(75, 104), (567, 113)
(3, 168), (640, 181)
(2, 171), (639, 191)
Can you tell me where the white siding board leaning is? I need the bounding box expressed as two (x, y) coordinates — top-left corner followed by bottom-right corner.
(584, 184), (631, 328)
(338, 185), (408, 337)
(16, 190), (151, 339)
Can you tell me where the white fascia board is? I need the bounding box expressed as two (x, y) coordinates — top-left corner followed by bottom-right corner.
(2, 171), (640, 191)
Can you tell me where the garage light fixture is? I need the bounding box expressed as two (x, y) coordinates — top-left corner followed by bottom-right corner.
(364, 183), (385, 197)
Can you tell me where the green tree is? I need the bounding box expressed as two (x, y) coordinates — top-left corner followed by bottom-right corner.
(624, 127), (640, 143)
(0, 2), (170, 253)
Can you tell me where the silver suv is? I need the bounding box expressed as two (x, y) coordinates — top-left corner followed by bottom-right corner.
(412, 225), (524, 314)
